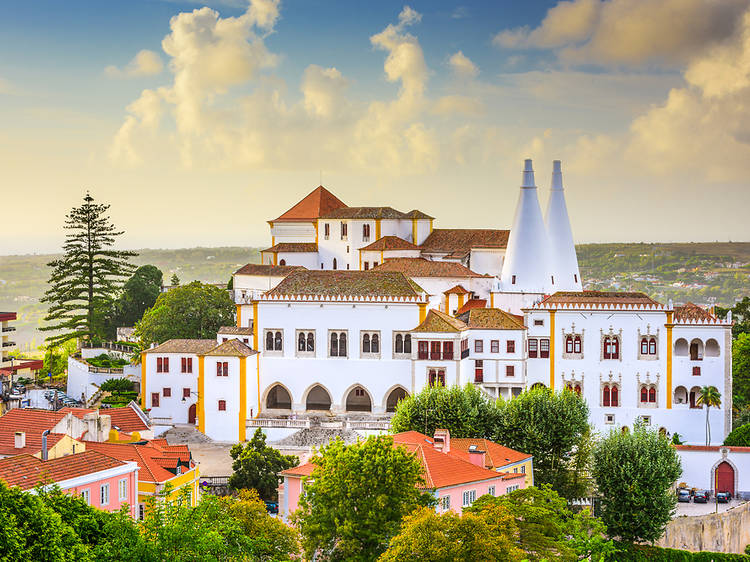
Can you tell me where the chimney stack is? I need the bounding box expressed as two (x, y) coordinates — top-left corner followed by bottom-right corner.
(41, 429), (50, 461)
(468, 445), (486, 468)
(14, 431), (25, 449)
(433, 429), (451, 453)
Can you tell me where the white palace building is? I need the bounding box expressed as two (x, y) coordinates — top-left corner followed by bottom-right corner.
(141, 160), (733, 446)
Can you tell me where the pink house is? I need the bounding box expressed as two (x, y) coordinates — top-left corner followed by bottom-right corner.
(279, 429), (528, 521)
(0, 450), (139, 517)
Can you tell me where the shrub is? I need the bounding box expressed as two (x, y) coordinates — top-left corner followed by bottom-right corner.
(100, 378), (135, 393)
(724, 423), (750, 446)
(608, 542), (750, 560)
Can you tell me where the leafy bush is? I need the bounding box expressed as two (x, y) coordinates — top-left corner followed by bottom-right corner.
(87, 354), (129, 369)
(609, 542), (750, 560)
(102, 393), (137, 406)
(100, 378), (135, 393)
(724, 423), (750, 446)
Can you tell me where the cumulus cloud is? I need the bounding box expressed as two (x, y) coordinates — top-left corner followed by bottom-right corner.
(105, 49), (164, 77)
(301, 65), (348, 118)
(448, 50), (478, 77)
(494, 0), (748, 68)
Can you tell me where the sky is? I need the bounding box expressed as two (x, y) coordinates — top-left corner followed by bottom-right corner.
(1, 0), (749, 254)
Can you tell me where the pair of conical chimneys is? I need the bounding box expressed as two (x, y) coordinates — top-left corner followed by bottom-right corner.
(500, 159), (582, 294)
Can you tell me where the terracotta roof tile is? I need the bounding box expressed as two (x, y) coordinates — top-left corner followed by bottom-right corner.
(266, 270), (426, 298)
(360, 236), (419, 251)
(420, 229), (509, 253)
(450, 438), (532, 469)
(538, 291), (662, 307)
(261, 243), (318, 254)
(444, 284), (469, 295)
(404, 210), (434, 220)
(674, 445), (750, 453)
(455, 299), (486, 315)
(412, 309), (467, 333)
(218, 326), (254, 335)
(274, 186), (347, 222)
(143, 339), (218, 354)
(373, 258), (485, 278)
(203, 338), (257, 357)
(674, 302), (717, 323)
(60, 403), (150, 433)
(83, 440), (193, 484)
(0, 409), (70, 455)
(234, 264), (305, 276)
(457, 308), (526, 330)
(0, 451), (128, 490)
(320, 207), (408, 219)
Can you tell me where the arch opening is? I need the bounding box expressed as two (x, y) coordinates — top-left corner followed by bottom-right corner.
(306, 385), (332, 411)
(266, 385), (292, 410)
(385, 387), (408, 413)
(345, 386), (372, 412)
(674, 338), (689, 356)
(690, 338), (704, 360)
(673, 386), (688, 405)
(705, 338), (720, 357)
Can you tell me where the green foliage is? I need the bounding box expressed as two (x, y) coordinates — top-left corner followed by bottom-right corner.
(379, 506), (524, 562)
(467, 485), (615, 561)
(86, 354), (129, 369)
(100, 378), (135, 393)
(492, 387), (592, 499)
(735, 407), (750, 429)
(592, 423), (682, 543)
(390, 383), (500, 438)
(41, 193), (136, 346)
(103, 265), (163, 339)
(733, 333), (750, 413)
(608, 542), (750, 561)
(724, 423), (750, 446)
(671, 433), (684, 445)
(228, 428), (298, 501)
(697, 386), (722, 445)
(170, 273), (180, 286)
(134, 281), (234, 345)
(101, 393), (138, 406)
(717, 296), (750, 338)
(227, 276), (233, 290)
(293, 435), (434, 561)
(42, 340), (76, 378)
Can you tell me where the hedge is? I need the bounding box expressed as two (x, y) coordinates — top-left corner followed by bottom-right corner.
(609, 543), (750, 561)
(724, 423), (750, 446)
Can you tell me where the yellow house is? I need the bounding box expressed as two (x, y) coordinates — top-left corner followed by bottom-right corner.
(0, 409), (87, 459)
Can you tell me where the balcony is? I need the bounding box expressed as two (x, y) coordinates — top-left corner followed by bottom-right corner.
(430, 351), (442, 360)
(2, 341), (16, 348)
(1, 326), (15, 333)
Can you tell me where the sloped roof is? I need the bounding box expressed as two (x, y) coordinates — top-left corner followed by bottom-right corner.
(261, 243), (318, 254)
(320, 206), (408, 219)
(273, 186), (347, 222)
(404, 209), (434, 219)
(450, 438), (532, 469)
(60, 403), (150, 433)
(420, 229), (510, 254)
(0, 451), (129, 490)
(674, 302), (717, 323)
(143, 340), (218, 355)
(455, 299), (487, 315)
(360, 236), (419, 251)
(0, 409), (69, 456)
(444, 284), (469, 295)
(538, 291), (661, 307)
(218, 326), (254, 335)
(457, 308), (526, 330)
(412, 309), (467, 333)
(83, 440), (193, 484)
(373, 258), (485, 278)
(204, 338), (257, 357)
(266, 270), (426, 298)
(234, 264), (305, 276)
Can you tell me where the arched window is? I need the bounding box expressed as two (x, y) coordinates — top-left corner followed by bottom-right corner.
(566, 336), (573, 354)
(333, 258), (337, 270)
(395, 334), (403, 353)
(603, 385), (611, 407)
(339, 332), (347, 356)
(611, 385), (618, 406)
(640, 386), (648, 403)
(266, 331), (273, 351)
(330, 333), (338, 356)
(649, 338), (657, 355)
(298, 332), (306, 351)
(274, 331), (282, 351)
(611, 337), (619, 359)
(371, 333), (379, 353)
(362, 333), (371, 353)
(362, 224), (370, 240)
(404, 334), (412, 354)
(603, 337), (611, 359)
(307, 333), (315, 352)
(279, 259), (286, 266)
(573, 336), (581, 354)
(649, 387), (656, 403)
(641, 338), (649, 355)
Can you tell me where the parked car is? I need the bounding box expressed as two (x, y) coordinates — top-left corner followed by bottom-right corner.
(265, 501), (279, 514)
(693, 490), (709, 503)
(677, 489), (691, 503)
(716, 491), (732, 503)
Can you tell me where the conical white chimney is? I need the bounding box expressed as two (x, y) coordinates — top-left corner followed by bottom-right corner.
(500, 159), (553, 294)
(544, 160), (582, 291)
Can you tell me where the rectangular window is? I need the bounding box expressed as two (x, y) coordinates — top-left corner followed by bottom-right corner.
(521, 465), (526, 474)
(474, 360), (483, 383)
(324, 223), (330, 239)
(692, 366), (701, 376)
(242, 338), (248, 344)
(329, 331), (348, 357)
(100, 484), (110, 506)
(430, 341), (441, 360)
(394, 332), (412, 356)
(340, 221), (348, 240)
(511, 275), (516, 284)
(507, 485), (520, 493)
(462, 490), (476, 507)
(81, 489), (90, 505)
(264, 330), (283, 353)
(363, 262), (369, 270)
(506, 365), (515, 377)
(151, 393), (160, 408)
(428, 369), (446, 387)
(218, 399), (227, 411)
(373, 261), (378, 267)
(183, 388), (191, 399)
(441, 496), (450, 511)
(474, 340), (483, 353)
(163, 357), (169, 372)
(540, 339), (550, 358)
(162, 387), (171, 397)
(528, 339), (538, 358)
(138, 504), (145, 520)
(507, 340), (516, 353)
(119, 478), (127, 501)
(534, 319), (544, 326)
(418, 341), (429, 360)
(157, 357), (163, 373)
(488, 485), (496, 496)
(361, 331), (380, 356)
(490, 340), (499, 353)
(181, 357), (193, 373)
(216, 362), (229, 376)
(442, 341), (453, 360)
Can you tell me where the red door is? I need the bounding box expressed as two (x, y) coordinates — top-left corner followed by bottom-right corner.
(188, 403), (197, 425)
(716, 462), (734, 495)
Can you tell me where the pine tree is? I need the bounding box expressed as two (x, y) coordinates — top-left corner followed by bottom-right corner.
(41, 193), (136, 346)
(170, 272), (180, 286)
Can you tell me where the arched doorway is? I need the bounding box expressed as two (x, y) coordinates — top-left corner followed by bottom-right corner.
(385, 387), (408, 412)
(266, 385), (292, 410)
(716, 462), (735, 495)
(188, 403), (196, 425)
(345, 386), (372, 412)
(306, 385), (332, 411)
(673, 386), (688, 405)
(690, 339), (704, 360)
(689, 386), (702, 409)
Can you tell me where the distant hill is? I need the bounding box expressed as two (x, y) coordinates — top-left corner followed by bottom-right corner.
(1, 243), (747, 352)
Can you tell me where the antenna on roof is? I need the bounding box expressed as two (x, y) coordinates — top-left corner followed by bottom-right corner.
(320, 169), (323, 186)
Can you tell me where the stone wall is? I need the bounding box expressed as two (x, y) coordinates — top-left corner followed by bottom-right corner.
(657, 501), (750, 554)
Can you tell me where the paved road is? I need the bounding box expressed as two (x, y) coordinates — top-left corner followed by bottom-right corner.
(674, 498), (747, 517)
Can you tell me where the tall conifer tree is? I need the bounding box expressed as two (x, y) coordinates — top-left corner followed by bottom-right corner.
(41, 193), (136, 346)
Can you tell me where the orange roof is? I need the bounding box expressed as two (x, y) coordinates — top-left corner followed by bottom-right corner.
(204, 338), (257, 357)
(457, 308), (526, 330)
(444, 284), (469, 295)
(234, 264), (305, 276)
(420, 229), (510, 256)
(374, 258), (485, 278)
(455, 299), (486, 315)
(60, 403), (150, 433)
(0, 451), (129, 490)
(360, 236), (419, 252)
(261, 243), (318, 254)
(537, 291), (662, 308)
(450, 438), (532, 469)
(274, 186), (347, 222)
(674, 302), (718, 323)
(412, 309), (467, 333)
(83, 440), (193, 483)
(0, 409), (70, 456)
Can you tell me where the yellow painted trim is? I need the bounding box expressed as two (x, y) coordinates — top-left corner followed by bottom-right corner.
(375, 219), (381, 239)
(429, 218), (434, 233)
(140, 353), (146, 408)
(412, 218), (418, 244)
(256, 354), (261, 418)
(490, 293), (495, 308)
(272, 236), (275, 246)
(273, 252), (278, 266)
(198, 356), (205, 433)
(380, 250), (384, 264)
(419, 303), (427, 323)
(239, 358), (247, 441)
(253, 301), (261, 418)
(314, 222), (318, 245)
(549, 311), (556, 390)
(359, 252), (362, 270)
(666, 311), (673, 409)
(458, 294), (465, 309)
(444, 294), (449, 312)
(236, 304), (242, 328)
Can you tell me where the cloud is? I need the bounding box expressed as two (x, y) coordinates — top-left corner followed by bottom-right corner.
(301, 65), (349, 118)
(104, 49), (164, 78)
(494, 0), (748, 68)
(448, 50), (478, 77)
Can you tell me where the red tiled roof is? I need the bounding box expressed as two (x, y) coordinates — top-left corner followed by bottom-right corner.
(412, 309), (467, 333)
(0, 360), (44, 373)
(234, 264), (305, 276)
(218, 326), (254, 335)
(0, 409), (70, 455)
(274, 186), (347, 222)
(455, 299), (486, 315)
(203, 338), (257, 357)
(0, 313), (17, 322)
(0, 451), (128, 490)
(320, 207), (408, 219)
(83, 440), (193, 483)
(267, 270), (426, 298)
(444, 284), (469, 295)
(261, 243), (318, 254)
(450, 438), (532, 469)
(360, 236), (419, 251)
(674, 302), (718, 323)
(373, 258), (485, 278)
(537, 291), (662, 307)
(143, 339), (218, 355)
(457, 308), (526, 330)
(420, 229), (510, 254)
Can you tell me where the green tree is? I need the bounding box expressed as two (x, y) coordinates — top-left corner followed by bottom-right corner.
(170, 273), (180, 286)
(379, 506), (523, 562)
(592, 423), (681, 543)
(228, 428), (298, 501)
(104, 265), (163, 338)
(716, 296), (750, 337)
(134, 281), (234, 345)
(293, 435), (433, 561)
(41, 193), (136, 346)
(390, 383), (501, 438)
(724, 423), (750, 446)
(493, 387), (592, 499)
(732, 333), (750, 413)
(42, 340), (76, 379)
(697, 386), (722, 445)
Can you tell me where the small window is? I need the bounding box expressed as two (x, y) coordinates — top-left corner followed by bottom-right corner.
(373, 261), (378, 267)
(490, 340), (499, 353)
(566, 336), (574, 354)
(488, 485), (496, 496)
(361, 331), (380, 355)
(574, 274), (578, 283)
(611, 385), (619, 407)
(329, 331), (348, 357)
(442, 341), (453, 360)
(81, 489), (90, 505)
(218, 399), (227, 411)
(573, 336), (581, 354)
(101, 484), (110, 506)
(605, 414), (615, 424)
(243, 338), (248, 344)
(649, 338), (657, 355)
(462, 490), (477, 507)
(534, 319), (544, 326)
(539, 339), (550, 358)
(511, 275), (516, 284)
(474, 340), (483, 353)
(362, 224), (370, 241)
(394, 333), (412, 356)
(528, 339), (538, 358)
(506, 365), (515, 377)
(119, 478), (127, 501)
(340, 222), (348, 240)
(324, 223), (330, 239)
(162, 387), (171, 397)
(216, 361), (228, 376)
(474, 360), (483, 383)
(507, 340), (515, 353)
(265, 330), (283, 352)
(418, 340), (429, 359)
(151, 393), (160, 408)
(428, 369), (446, 387)
(183, 388), (190, 399)
(333, 258), (337, 270)
(296, 331), (316, 356)
(139, 504), (144, 520)
(364, 261), (369, 270)
(521, 465), (526, 474)
(640, 415), (652, 426)
(603, 385), (610, 407)
(157, 357), (169, 373)
(441, 496), (450, 511)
